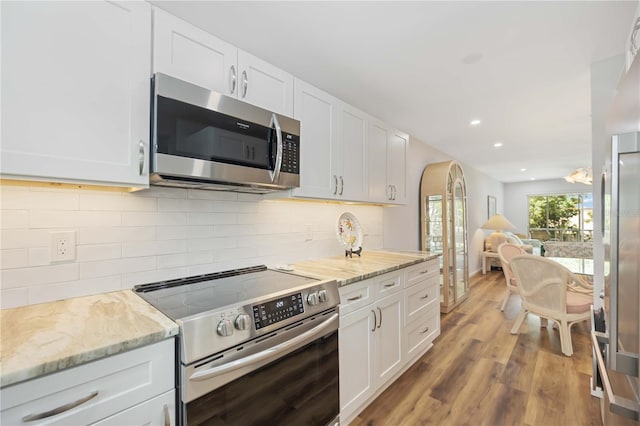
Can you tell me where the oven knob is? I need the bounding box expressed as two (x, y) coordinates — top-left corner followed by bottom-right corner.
(217, 319), (234, 337)
(307, 291), (319, 306)
(234, 314), (250, 331)
(318, 290), (328, 303)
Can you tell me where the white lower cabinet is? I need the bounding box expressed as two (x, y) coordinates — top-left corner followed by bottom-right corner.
(338, 260), (440, 424)
(0, 339), (175, 425)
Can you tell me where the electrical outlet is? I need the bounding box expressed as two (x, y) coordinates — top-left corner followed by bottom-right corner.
(50, 231), (76, 262)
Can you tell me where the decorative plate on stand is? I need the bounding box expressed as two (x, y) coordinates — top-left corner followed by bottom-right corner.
(336, 212), (363, 257)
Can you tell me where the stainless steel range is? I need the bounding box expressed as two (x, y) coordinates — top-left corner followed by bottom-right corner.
(134, 265), (340, 426)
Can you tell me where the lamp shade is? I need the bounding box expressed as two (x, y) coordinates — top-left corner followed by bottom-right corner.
(481, 214), (516, 231)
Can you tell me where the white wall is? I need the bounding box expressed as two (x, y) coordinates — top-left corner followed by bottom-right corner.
(503, 178), (592, 235)
(0, 184), (383, 309)
(383, 136), (504, 275)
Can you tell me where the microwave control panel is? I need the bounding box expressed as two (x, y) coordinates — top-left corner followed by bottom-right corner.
(281, 132), (299, 174)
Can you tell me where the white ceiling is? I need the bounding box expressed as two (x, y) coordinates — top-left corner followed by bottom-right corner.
(152, 1), (637, 183)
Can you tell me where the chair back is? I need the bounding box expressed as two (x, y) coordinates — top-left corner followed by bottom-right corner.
(497, 243), (528, 287)
(509, 255), (570, 314)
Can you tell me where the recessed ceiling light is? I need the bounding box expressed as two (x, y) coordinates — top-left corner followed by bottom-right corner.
(470, 119), (481, 126)
(520, 168), (527, 172)
(493, 142), (503, 148)
(530, 177), (536, 181)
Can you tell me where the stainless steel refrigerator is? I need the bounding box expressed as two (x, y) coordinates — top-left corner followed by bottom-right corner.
(595, 131), (640, 425)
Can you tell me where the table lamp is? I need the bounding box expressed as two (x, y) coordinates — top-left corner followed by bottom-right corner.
(482, 214), (517, 252)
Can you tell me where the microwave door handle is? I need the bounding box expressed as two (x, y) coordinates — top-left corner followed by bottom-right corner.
(269, 113), (283, 183)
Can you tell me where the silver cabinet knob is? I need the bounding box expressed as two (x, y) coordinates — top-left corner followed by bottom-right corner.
(318, 289), (328, 303)
(217, 319), (234, 337)
(307, 292), (319, 306)
(234, 314), (250, 330)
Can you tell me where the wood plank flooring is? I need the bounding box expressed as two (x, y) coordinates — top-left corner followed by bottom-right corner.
(351, 270), (601, 426)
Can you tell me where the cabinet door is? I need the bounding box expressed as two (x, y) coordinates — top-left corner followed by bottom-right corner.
(1, 1), (151, 187)
(93, 390), (175, 426)
(387, 130), (408, 205)
(338, 102), (368, 201)
(292, 79), (338, 199)
(373, 292), (404, 386)
(153, 8), (238, 96)
(339, 306), (375, 423)
(368, 118), (390, 203)
(238, 50), (294, 117)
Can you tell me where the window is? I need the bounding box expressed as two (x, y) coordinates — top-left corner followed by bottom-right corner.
(528, 193), (592, 242)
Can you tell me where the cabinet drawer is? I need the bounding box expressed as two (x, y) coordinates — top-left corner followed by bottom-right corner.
(93, 389), (175, 426)
(374, 272), (403, 299)
(405, 260), (439, 288)
(1, 339), (175, 425)
(405, 307), (439, 360)
(404, 278), (439, 324)
(339, 278), (374, 315)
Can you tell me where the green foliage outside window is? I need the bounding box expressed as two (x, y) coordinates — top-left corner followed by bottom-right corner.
(528, 193), (592, 242)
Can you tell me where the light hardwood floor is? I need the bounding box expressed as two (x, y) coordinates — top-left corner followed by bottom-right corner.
(352, 270), (601, 426)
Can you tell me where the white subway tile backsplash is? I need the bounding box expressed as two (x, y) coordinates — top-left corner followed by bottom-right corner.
(1, 288), (29, 309)
(1, 189), (79, 210)
(79, 257), (157, 279)
(1, 210), (30, 229)
(0, 183), (384, 307)
(30, 210), (122, 228)
(0, 249), (28, 269)
(28, 276), (122, 305)
(122, 211), (187, 227)
(188, 212), (236, 225)
(76, 243), (122, 262)
(1, 263), (79, 289)
(28, 247), (50, 267)
(2, 229), (50, 249)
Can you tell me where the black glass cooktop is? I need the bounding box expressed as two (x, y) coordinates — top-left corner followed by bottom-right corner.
(133, 265), (318, 320)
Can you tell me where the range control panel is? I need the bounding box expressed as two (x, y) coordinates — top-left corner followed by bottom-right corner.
(253, 292), (304, 330)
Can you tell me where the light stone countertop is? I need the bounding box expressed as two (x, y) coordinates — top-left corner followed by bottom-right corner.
(0, 250), (437, 389)
(0, 290), (178, 388)
(291, 250), (440, 286)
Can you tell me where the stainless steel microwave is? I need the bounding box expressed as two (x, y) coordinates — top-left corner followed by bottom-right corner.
(150, 73), (300, 193)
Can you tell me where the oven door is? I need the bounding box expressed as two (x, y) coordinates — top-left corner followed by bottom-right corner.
(181, 310), (339, 426)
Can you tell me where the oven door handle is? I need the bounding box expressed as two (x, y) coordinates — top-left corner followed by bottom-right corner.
(188, 313), (339, 383)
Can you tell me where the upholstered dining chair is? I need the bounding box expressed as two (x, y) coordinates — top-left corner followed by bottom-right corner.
(509, 255), (592, 356)
(497, 243), (529, 311)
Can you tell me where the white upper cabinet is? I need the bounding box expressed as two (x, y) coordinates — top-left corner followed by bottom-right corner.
(1, 1), (151, 187)
(337, 102), (369, 201)
(292, 79), (338, 199)
(368, 118), (408, 204)
(152, 8), (293, 117)
(153, 8), (237, 97)
(291, 79), (369, 202)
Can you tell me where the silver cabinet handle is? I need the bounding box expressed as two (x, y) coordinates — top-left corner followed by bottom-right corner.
(138, 140), (145, 175)
(164, 404), (171, 426)
(377, 306), (382, 328)
(269, 113), (283, 184)
(190, 313), (338, 382)
(371, 309), (377, 332)
(333, 175), (338, 195)
(420, 326), (430, 334)
(391, 184), (397, 200)
(387, 184), (392, 200)
(229, 65), (237, 95)
(241, 70), (248, 98)
(347, 294), (363, 302)
(420, 269), (429, 274)
(383, 283), (396, 288)
(22, 391), (99, 422)
(420, 293), (429, 299)
(339, 176), (344, 196)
